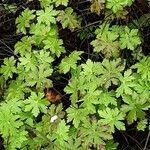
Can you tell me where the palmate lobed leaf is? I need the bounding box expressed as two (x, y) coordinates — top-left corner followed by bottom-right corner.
(54, 0), (69, 7)
(79, 118), (112, 148)
(116, 69), (136, 97)
(19, 53), (37, 72)
(37, 6), (58, 26)
(57, 7), (80, 31)
(14, 36), (35, 56)
(121, 92), (150, 124)
(43, 37), (65, 57)
(67, 107), (88, 128)
(39, 0), (53, 8)
(0, 105), (23, 136)
(91, 24), (120, 58)
(98, 91), (117, 107)
(106, 0), (134, 13)
(59, 51), (83, 74)
(48, 120), (70, 147)
(16, 8), (35, 34)
(119, 26), (141, 50)
(0, 1), (150, 149)
(98, 108), (125, 132)
(132, 57), (150, 81)
(0, 100), (28, 149)
(0, 56), (17, 80)
(24, 92), (49, 117)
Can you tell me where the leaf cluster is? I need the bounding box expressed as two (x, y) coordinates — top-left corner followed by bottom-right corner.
(0, 0), (150, 149)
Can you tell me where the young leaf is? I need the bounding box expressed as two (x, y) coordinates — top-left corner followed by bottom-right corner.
(57, 7), (80, 31)
(119, 26), (141, 50)
(121, 93), (150, 124)
(14, 36), (35, 56)
(67, 107), (88, 128)
(24, 92), (49, 117)
(98, 108), (125, 132)
(0, 56), (16, 80)
(99, 58), (124, 88)
(64, 77), (79, 104)
(30, 23), (50, 36)
(99, 91), (117, 107)
(79, 118), (112, 147)
(16, 8), (35, 34)
(0, 106), (23, 137)
(19, 53), (37, 72)
(36, 6), (58, 25)
(59, 51), (83, 74)
(132, 57), (150, 81)
(54, 0), (69, 7)
(116, 69), (136, 97)
(90, 0), (105, 15)
(91, 24), (119, 58)
(137, 119), (147, 131)
(51, 120), (70, 147)
(43, 36), (65, 57)
(34, 50), (54, 65)
(106, 0), (134, 13)
(39, 0), (53, 8)
(6, 128), (27, 150)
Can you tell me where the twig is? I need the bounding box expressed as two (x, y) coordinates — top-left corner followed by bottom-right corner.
(143, 127), (150, 150)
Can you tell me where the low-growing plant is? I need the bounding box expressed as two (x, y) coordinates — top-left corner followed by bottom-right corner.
(0, 0), (150, 149)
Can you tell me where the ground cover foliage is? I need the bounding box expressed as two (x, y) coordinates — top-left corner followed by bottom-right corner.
(0, 0), (150, 149)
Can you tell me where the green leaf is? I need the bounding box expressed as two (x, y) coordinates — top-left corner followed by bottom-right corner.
(0, 102), (27, 149)
(19, 53), (37, 72)
(0, 106), (23, 137)
(99, 91), (117, 107)
(106, 0), (134, 13)
(3, 98), (24, 114)
(98, 108), (125, 132)
(133, 74), (150, 99)
(5, 80), (29, 100)
(43, 36), (65, 57)
(36, 6), (58, 26)
(0, 56), (16, 80)
(81, 59), (95, 76)
(132, 57), (150, 81)
(137, 119), (147, 131)
(64, 138), (82, 150)
(64, 77), (79, 104)
(59, 51), (83, 74)
(34, 50), (54, 65)
(79, 118), (112, 147)
(16, 8), (35, 34)
(57, 7), (80, 31)
(121, 92), (150, 124)
(6, 129), (27, 150)
(56, 120), (70, 140)
(39, 0), (53, 8)
(30, 23), (51, 37)
(91, 24), (119, 58)
(67, 107), (88, 128)
(24, 92), (49, 117)
(54, 0), (69, 7)
(119, 26), (141, 50)
(116, 69), (136, 97)
(50, 120), (70, 147)
(99, 58), (124, 88)
(34, 64), (53, 88)
(81, 88), (102, 113)
(105, 140), (118, 150)
(14, 36), (35, 56)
